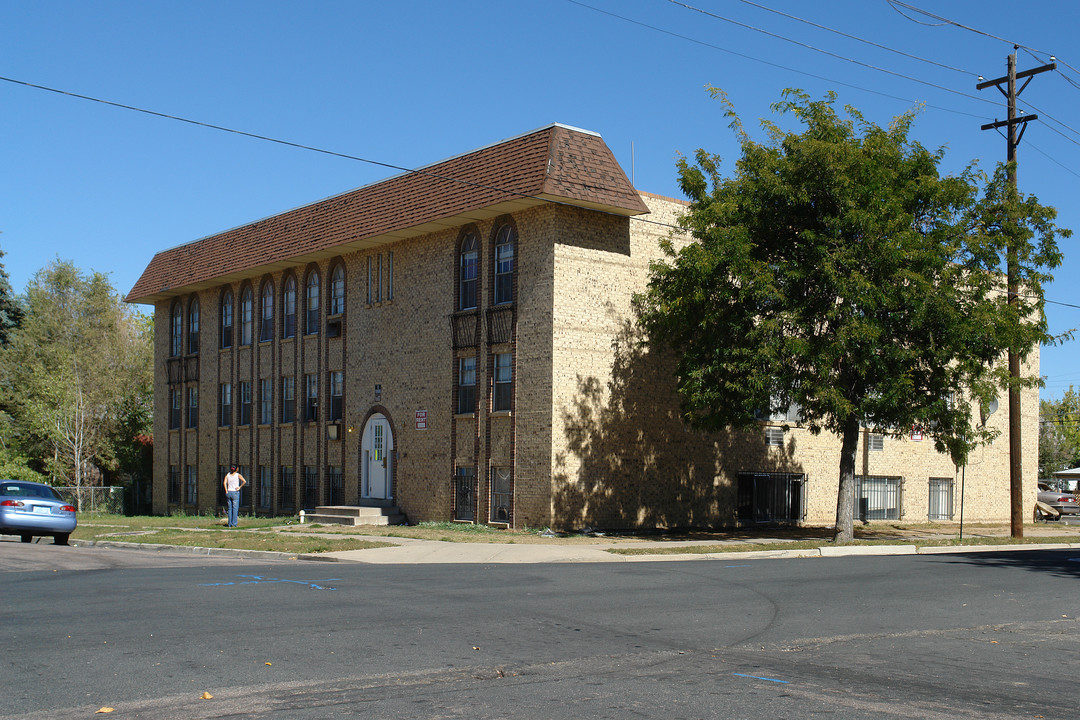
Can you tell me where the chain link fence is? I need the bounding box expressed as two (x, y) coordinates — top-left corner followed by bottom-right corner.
(55, 486), (125, 514)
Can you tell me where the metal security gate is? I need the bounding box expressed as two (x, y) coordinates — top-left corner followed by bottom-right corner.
(454, 468), (476, 521)
(737, 472), (805, 522)
(928, 477), (954, 520)
(855, 475), (902, 520)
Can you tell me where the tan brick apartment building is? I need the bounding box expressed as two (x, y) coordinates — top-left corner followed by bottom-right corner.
(127, 123), (1037, 529)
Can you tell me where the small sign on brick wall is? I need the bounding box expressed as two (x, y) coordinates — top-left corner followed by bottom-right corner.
(415, 410), (428, 430)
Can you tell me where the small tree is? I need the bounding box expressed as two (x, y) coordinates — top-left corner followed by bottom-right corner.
(0, 261), (153, 508)
(638, 89), (1068, 542)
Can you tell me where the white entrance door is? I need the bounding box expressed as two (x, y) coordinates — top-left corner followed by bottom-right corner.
(362, 414), (392, 500)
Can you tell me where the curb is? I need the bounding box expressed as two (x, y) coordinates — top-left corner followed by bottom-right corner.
(74, 539), (1080, 564)
(83, 539), (336, 562)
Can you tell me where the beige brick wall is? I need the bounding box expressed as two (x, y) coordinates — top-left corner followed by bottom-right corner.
(150, 191), (1038, 530)
(546, 192), (1039, 529)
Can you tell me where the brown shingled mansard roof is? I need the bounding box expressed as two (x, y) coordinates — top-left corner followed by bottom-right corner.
(126, 123), (649, 305)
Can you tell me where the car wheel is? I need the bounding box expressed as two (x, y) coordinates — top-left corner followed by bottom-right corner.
(20, 534), (32, 543)
(54, 533), (69, 546)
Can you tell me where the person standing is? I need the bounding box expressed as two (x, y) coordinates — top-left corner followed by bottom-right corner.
(223, 465), (247, 527)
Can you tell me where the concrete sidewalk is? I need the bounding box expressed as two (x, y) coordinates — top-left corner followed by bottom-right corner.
(83, 524), (1080, 565)
(315, 535), (1080, 564)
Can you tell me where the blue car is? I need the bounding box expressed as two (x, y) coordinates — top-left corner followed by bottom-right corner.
(0, 481), (77, 545)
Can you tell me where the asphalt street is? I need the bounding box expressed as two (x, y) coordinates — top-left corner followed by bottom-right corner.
(3, 541), (1079, 719)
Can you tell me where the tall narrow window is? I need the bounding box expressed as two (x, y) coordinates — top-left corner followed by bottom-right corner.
(328, 466), (344, 505)
(281, 376), (296, 424)
(330, 265), (345, 315)
(282, 276), (297, 339)
(186, 466), (197, 505)
(279, 466), (296, 512)
(260, 282), (274, 342)
(220, 291), (233, 349)
(494, 224), (514, 305)
(239, 381), (252, 425)
(305, 272), (320, 335)
(492, 352), (512, 412)
(259, 466), (272, 509)
(186, 386), (198, 428)
(219, 383), (232, 427)
(187, 298), (200, 354)
(303, 466), (320, 509)
(459, 234), (478, 310)
(240, 287), (253, 346)
(377, 254), (383, 302)
(168, 466), (180, 504)
(457, 356), (476, 414)
(387, 251), (394, 301)
(170, 303), (182, 357)
(259, 379), (272, 425)
(329, 371), (343, 422)
(169, 389), (181, 429)
(305, 374), (318, 422)
(490, 467), (511, 523)
(366, 257), (373, 304)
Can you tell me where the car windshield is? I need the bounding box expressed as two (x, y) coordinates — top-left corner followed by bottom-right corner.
(0, 483), (62, 500)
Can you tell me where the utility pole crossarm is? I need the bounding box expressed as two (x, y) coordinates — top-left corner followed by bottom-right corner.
(980, 115), (1039, 131)
(976, 62), (1056, 90)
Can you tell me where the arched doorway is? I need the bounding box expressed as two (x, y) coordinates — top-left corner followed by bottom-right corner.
(360, 413), (393, 502)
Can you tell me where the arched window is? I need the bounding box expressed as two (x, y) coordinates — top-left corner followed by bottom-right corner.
(330, 265), (345, 315)
(220, 290), (233, 349)
(305, 272), (320, 335)
(240, 287), (253, 346)
(187, 298), (200, 354)
(459, 233), (478, 311)
(282, 276), (297, 339)
(259, 282), (274, 342)
(494, 224), (514, 305)
(170, 303), (182, 357)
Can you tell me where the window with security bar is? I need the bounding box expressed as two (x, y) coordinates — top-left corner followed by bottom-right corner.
(928, 477), (954, 520)
(490, 467), (512, 523)
(259, 466), (272, 509)
(854, 475), (902, 520)
(303, 466), (320, 510)
(279, 466), (295, 512)
(328, 466), (344, 505)
(455, 467), (476, 521)
(737, 472), (805, 522)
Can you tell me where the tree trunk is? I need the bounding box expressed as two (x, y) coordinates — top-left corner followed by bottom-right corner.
(834, 412), (860, 543)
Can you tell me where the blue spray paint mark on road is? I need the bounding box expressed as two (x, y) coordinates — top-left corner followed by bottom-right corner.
(724, 564), (753, 568)
(733, 672), (790, 684)
(200, 574), (340, 590)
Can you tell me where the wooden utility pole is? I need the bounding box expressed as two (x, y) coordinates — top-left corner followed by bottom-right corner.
(977, 50), (1055, 538)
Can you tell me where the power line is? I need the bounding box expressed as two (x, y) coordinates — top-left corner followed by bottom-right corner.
(886, 1), (1050, 54)
(665, 0), (998, 106)
(732, 0), (976, 77)
(0, 74), (684, 234)
(566, 0), (990, 120)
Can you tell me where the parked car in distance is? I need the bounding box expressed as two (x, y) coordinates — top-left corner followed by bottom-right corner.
(1036, 481), (1080, 521)
(0, 480), (77, 544)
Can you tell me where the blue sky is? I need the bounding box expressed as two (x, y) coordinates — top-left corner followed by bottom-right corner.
(3, 1), (1078, 398)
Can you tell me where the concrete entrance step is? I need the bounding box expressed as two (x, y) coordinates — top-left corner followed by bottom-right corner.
(301, 505), (405, 526)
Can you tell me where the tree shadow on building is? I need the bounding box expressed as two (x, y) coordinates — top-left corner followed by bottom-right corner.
(553, 320), (805, 531)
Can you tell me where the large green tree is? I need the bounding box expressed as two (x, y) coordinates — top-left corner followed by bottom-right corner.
(0, 247), (22, 347)
(0, 260), (153, 504)
(1039, 387), (1080, 479)
(638, 90), (1068, 542)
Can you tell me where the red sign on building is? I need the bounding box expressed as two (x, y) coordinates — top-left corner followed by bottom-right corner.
(415, 410), (428, 430)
